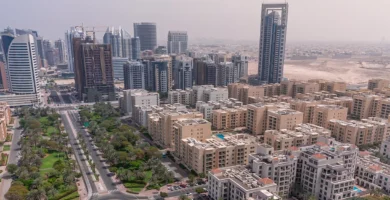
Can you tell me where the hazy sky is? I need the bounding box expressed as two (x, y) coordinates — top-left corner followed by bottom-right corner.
(1, 0), (389, 43)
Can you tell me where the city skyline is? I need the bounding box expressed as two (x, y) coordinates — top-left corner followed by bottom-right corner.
(0, 0), (389, 43)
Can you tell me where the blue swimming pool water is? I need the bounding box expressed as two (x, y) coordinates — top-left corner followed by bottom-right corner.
(353, 186), (362, 193)
(216, 133), (225, 140)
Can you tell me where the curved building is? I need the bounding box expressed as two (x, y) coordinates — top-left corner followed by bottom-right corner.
(6, 34), (40, 95)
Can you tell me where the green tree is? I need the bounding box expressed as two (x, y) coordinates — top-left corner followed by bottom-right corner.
(6, 164), (18, 174)
(179, 195), (190, 200)
(160, 192), (168, 197)
(195, 187), (206, 193)
(5, 184), (28, 200)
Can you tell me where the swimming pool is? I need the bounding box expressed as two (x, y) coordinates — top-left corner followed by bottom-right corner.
(353, 186), (362, 193)
(216, 133), (225, 140)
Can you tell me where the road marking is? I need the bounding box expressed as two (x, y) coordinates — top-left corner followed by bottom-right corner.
(108, 189), (119, 193)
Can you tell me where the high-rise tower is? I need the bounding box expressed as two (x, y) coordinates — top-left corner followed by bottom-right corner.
(55, 39), (67, 63)
(65, 26), (85, 72)
(5, 34), (40, 96)
(167, 31), (188, 54)
(133, 22), (157, 51)
(258, 3), (288, 84)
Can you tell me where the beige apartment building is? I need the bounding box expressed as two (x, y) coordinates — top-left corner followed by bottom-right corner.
(293, 81), (320, 97)
(328, 119), (388, 145)
(246, 102), (291, 135)
(376, 98), (390, 119)
(290, 100), (320, 123)
(321, 97), (353, 114)
(309, 79), (347, 93)
(263, 123), (331, 150)
(228, 83), (281, 105)
(248, 95), (292, 104)
(148, 104), (203, 148)
(173, 118), (212, 151)
(212, 106), (247, 130)
(267, 108), (303, 131)
(295, 91), (337, 101)
(368, 78), (390, 90)
(351, 94), (382, 120)
(178, 133), (258, 174)
(312, 104), (348, 128)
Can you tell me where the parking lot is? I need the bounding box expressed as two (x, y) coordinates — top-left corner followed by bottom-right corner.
(160, 157), (189, 180)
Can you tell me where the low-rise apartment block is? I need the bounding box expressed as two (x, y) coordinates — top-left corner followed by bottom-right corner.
(148, 104), (203, 148)
(368, 78), (390, 91)
(208, 166), (278, 200)
(351, 94), (381, 120)
(168, 89), (192, 105)
(212, 106), (247, 130)
(312, 104), (348, 128)
(356, 153), (390, 193)
(178, 133), (258, 174)
(228, 83), (281, 105)
(320, 97), (353, 114)
(295, 137), (358, 200)
(196, 98), (243, 122)
(264, 123), (331, 150)
(173, 118), (212, 152)
(267, 109), (303, 131)
(121, 89), (159, 114)
(328, 119), (388, 145)
(249, 144), (298, 197)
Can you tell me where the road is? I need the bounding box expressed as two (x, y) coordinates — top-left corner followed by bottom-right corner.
(0, 118), (22, 199)
(61, 111), (96, 198)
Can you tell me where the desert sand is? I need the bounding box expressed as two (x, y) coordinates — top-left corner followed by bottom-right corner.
(249, 58), (390, 84)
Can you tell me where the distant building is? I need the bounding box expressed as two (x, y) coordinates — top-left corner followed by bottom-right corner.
(65, 26), (85, 72)
(73, 37), (115, 102)
(54, 39), (67, 63)
(154, 46), (167, 55)
(232, 54), (248, 78)
(258, 3), (288, 84)
(103, 27), (132, 59)
(172, 55), (193, 90)
(167, 31), (188, 54)
(131, 37), (141, 60)
(368, 79), (390, 90)
(123, 61), (145, 89)
(112, 57), (128, 80)
(193, 59), (218, 86)
(133, 22), (157, 51)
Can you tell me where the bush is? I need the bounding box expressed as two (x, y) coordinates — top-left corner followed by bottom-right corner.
(109, 167), (118, 173)
(160, 192), (168, 197)
(195, 187), (206, 193)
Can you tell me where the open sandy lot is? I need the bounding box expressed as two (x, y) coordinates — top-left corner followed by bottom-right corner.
(249, 58), (390, 84)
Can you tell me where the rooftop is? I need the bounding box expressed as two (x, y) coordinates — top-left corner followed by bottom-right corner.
(211, 166), (276, 190)
(183, 133), (257, 149)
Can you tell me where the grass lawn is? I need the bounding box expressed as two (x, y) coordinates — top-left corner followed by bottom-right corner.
(46, 126), (58, 136)
(3, 145), (10, 151)
(124, 182), (145, 193)
(40, 151), (64, 170)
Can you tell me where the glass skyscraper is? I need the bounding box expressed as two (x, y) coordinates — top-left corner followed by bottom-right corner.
(258, 3), (288, 84)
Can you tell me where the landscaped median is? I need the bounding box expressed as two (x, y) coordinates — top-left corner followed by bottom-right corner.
(79, 103), (175, 194)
